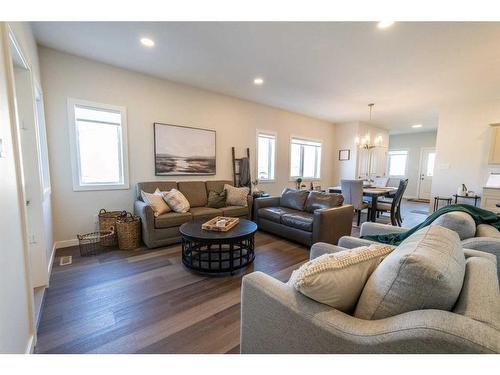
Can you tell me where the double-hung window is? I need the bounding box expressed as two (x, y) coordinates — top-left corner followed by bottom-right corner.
(290, 137), (322, 179)
(387, 150), (408, 177)
(68, 98), (129, 191)
(257, 131), (276, 181)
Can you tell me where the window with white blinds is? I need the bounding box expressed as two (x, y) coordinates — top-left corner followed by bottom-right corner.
(257, 131), (276, 181)
(68, 99), (129, 191)
(290, 137), (322, 179)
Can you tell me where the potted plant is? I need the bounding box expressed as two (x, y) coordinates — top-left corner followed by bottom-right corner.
(296, 177), (303, 190)
(251, 179), (260, 193)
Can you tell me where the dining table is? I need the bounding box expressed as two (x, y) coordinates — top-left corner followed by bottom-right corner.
(328, 185), (398, 222)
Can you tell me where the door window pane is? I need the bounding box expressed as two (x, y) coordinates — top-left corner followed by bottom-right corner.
(426, 152), (436, 177)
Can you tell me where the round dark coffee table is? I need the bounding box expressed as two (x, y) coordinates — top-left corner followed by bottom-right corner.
(180, 218), (257, 275)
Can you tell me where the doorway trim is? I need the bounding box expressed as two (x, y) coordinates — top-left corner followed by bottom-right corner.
(4, 23), (37, 352)
(417, 146), (436, 201)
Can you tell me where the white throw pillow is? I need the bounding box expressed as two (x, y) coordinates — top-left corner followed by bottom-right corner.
(163, 188), (190, 213)
(289, 244), (395, 313)
(141, 190), (171, 217)
(224, 184), (249, 206)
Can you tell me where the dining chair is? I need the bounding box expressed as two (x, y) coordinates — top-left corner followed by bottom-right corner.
(372, 177), (389, 187)
(370, 179), (408, 226)
(341, 179), (370, 226)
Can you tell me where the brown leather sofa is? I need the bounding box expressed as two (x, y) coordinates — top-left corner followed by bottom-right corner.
(254, 188), (353, 246)
(134, 180), (250, 248)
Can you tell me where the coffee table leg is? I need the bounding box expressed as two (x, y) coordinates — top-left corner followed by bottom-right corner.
(229, 243), (234, 275)
(370, 195), (377, 222)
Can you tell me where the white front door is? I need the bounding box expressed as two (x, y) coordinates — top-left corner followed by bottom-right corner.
(418, 147), (436, 200)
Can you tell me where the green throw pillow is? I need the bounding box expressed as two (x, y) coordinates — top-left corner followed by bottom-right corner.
(207, 190), (227, 208)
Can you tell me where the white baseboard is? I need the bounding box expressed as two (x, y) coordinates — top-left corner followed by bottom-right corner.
(54, 238), (79, 249)
(47, 243), (57, 277)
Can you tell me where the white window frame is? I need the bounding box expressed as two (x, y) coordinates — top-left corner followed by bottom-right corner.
(289, 136), (322, 181)
(256, 130), (277, 183)
(67, 98), (129, 191)
(387, 149), (409, 178)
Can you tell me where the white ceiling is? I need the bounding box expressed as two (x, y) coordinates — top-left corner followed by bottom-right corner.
(32, 22), (500, 133)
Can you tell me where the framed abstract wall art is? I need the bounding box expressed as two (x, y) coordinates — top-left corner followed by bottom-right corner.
(154, 123), (216, 175)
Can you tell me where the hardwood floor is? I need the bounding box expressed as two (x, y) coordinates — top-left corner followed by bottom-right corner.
(35, 231), (310, 354)
(35, 199), (429, 354)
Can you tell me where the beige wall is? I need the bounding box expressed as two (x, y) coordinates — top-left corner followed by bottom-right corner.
(334, 121), (389, 183)
(388, 131), (437, 198)
(39, 47), (337, 243)
(432, 100), (500, 199)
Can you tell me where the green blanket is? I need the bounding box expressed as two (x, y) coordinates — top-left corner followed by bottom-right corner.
(361, 204), (500, 246)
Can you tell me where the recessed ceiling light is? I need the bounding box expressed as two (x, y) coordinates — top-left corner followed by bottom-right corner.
(140, 37), (155, 47)
(253, 77), (264, 85)
(377, 21), (395, 29)
(412, 124), (423, 128)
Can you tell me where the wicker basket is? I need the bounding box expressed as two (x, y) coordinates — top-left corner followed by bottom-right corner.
(77, 229), (115, 257)
(98, 209), (126, 247)
(116, 213), (141, 250)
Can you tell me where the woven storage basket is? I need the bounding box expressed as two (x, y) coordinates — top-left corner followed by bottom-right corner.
(98, 209), (126, 247)
(116, 213), (141, 250)
(77, 229), (115, 257)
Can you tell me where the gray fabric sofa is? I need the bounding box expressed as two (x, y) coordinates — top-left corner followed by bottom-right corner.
(253, 188), (354, 246)
(343, 211), (500, 280)
(134, 180), (250, 248)
(241, 226), (500, 353)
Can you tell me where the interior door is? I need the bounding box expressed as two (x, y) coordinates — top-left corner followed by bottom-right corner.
(369, 146), (388, 178)
(357, 148), (370, 179)
(11, 57), (48, 287)
(418, 147), (436, 200)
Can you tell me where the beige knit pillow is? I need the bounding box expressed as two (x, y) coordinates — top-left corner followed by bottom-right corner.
(224, 184), (249, 206)
(163, 188), (190, 213)
(289, 244), (395, 313)
(141, 190), (171, 217)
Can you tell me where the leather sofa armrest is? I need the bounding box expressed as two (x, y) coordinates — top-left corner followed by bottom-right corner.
(312, 204), (354, 245)
(253, 196), (281, 210)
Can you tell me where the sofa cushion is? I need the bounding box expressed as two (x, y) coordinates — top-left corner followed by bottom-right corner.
(354, 226), (466, 320)
(206, 180), (233, 194)
(453, 256), (500, 330)
(141, 190), (171, 217)
(163, 189), (190, 213)
(280, 188), (310, 211)
(430, 211), (476, 240)
(189, 206), (223, 220)
(137, 181), (177, 200)
(258, 207), (297, 223)
(155, 212), (192, 229)
(281, 212), (314, 232)
(222, 205), (248, 217)
(225, 184), (249, 206)
(178, 181), (208, 207)
(289, 244), (395, 313)
(304, 191), (344, 213)
(475, 223), (500, 238)
(207, 190), (227, 208)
